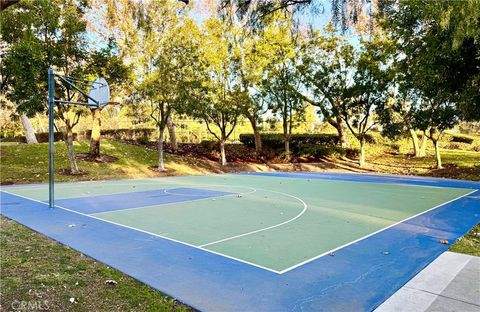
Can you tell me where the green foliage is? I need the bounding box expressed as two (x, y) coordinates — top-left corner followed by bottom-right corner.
(451, 135), (475, 145)
(188, 17), (243, 147)
(85, 39), (131, 94)
(239, 133), (340, 149)
(295, 144), (346, 158)
(297, 23), (356, 122)
(381, 0), (480, 122)
(200, 140), (218, 151)
(85, 128), (156, 142)
(1, 132), (72, 143)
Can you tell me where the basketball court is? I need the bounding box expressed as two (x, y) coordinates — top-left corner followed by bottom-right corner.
(1, 172), (479, 311)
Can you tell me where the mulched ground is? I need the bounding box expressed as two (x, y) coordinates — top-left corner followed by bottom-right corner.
(122, 140), (324, 164)
(77, 153), (119, 163)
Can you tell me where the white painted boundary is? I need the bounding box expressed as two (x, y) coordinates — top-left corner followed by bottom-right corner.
(277, 189), (477, 274)
(2, 186), (477, 275)
(200, 189), (307, 247)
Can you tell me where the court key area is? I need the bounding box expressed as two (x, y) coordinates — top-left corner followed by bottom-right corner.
(1, 172), (479, 311)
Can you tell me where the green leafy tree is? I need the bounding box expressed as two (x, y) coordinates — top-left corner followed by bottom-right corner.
(0, 0), (54, 144)
(94, 0), (194, 170)
(1, 0), (91, 173)
(339, 38), (392, 167)
(380, 0), (478, 167)
(413, 100), (458, 169)
(380, 0), (480, 122)
(190, 17), (243, 166)
(143, 18), (202, 171)
(85, 40), (131, 159)
(260, 17), (305, 157)
(297, 24), (356, 148)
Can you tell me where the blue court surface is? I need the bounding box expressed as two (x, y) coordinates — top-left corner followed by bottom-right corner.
(1, 172), (479, 311)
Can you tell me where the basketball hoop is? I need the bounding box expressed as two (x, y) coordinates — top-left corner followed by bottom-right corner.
(88, 77), (110, 109)
(47, 68), (116, 208)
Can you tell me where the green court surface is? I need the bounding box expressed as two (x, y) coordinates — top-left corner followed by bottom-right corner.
(6, 174), (472, 273)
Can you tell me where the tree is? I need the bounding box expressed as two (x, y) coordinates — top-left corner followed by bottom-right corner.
(192, 17), (243, 166)
(1, 0), (91, 173)
(380, 0), (480, 122)
(413, 100), (458, 169)
(85, 40), (130, 159)
(339, 38), (392, 167)
(52, 0), (91, 174)
(94, 0), (195, 170)
(260, 17), (305, 157)
(380, 0), (478, 167)
(142, 16), (202, 171)
(228, 12), (296, 153)
(389, 92), (428, 157)
(297, 24), (356, 148)
(229, 22), (268, 153)
(0, 0), (52, 144)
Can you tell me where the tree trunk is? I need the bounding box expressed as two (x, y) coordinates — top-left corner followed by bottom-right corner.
(433, 139), (443, 169)
(158, 127), (166, 171)
(219, 140), (227, 166)
(327, 117), (349, 148)
(20, 113), (38, 144)
(247, 116), (262, 153)
(419, 134), (427, 157)
(284, 140), (290, 159)
(64, 124), (79, 174)
(166, 117), (178, 151)
(89, 108), (101, 159)
(409, 129), (420, 157)
(337, 117), (349, 148)
(359, 137), (366, 167)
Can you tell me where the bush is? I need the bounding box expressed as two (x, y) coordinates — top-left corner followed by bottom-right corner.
(363, 133), (376, 144)
(85, 128), (156, 141)
(239, 133), (340, 149)
(200, 140), (218, 151)
(295, 144), (346, 158)
(136, 136), (151, 145)
(346, 148), (360, 158)
(451, 135), (474, 144)
(0, 132), (74, 143)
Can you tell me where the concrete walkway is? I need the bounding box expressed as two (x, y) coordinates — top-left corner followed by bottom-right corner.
(375, 251), (480, 312)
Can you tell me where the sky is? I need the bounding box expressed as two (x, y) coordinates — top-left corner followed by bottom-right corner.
(86, 0), (360, 51)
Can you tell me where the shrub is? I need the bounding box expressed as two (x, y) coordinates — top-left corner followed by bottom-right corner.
(345, 148), (360, 158)
(239, 133), (340, 149)
(295, 144), (346, 158)
(136, 136), (151, 145)
(0, 132), (74, 143)
(85, 128), (156, 141)
(451, 135), (474, 144)
(200, 140), (217, 151)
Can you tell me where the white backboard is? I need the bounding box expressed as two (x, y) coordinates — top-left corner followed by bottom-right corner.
(88, 78), (110, 109)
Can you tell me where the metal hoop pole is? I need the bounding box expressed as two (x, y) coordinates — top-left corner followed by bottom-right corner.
(48, 68), (55, 208)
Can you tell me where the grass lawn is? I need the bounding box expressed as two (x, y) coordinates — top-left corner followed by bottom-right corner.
(367, 149), (480, 181)
(449, 223), (480, 257)
(0, 140), (257, 184)
(0, 216), (190, 311)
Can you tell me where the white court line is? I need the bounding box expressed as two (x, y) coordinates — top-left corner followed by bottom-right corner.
(1, 180), (252, 202)
(1, 189), (282, 274)
(0, 173), (238, 191)
(88, 186), (257, 215)
(277, 189), (478, 274)
(2, 188), (477, 275)
(200, 189), (307, 248)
